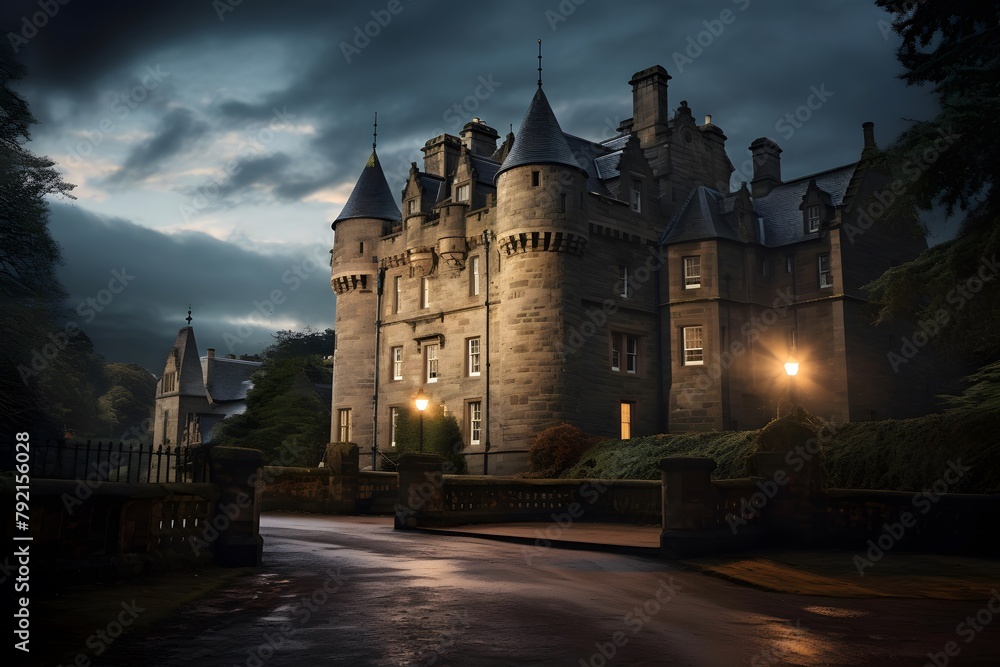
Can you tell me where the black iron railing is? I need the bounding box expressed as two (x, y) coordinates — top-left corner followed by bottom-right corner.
(27, 441), (210, 484)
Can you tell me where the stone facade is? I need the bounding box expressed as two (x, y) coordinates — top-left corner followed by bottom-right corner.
(330, 65), (932, 475)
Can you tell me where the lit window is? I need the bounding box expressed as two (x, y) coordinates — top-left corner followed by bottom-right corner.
(338, 408), (352, 442)
(683, 256), (701, 289)
(468, 401), (482, 445)
(392, 346), (403, 381)
(470, 256), (481, 296)
(620, 401), (633, 439)
(611, 334), (620, 371)
(421, 277), (430, 309)
(626, 336), (638, 374)
(683, 326), (704, 366)
(619, 265), (630, 298)
(456, 184), (470, 202)
(818, 253), (833, 288)
(393, 275), (402, 313)
(467, 338), (481, 376)
(631, 181), (642, 212)
(389, 407), (399, 447)
(807, 205), (820, 233)
(425, 344), (439, 382)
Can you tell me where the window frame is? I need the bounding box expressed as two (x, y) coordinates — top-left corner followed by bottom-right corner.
(389, 406), (399, 448)
(683, 326), (704, 366)
(468, 400), (482, 446)
(425, 343), (439, 383)
(618, 265), (630, 298)
(393, 275), (402, 314)
(620, 401), (633, 439)
(683, 256), (701, 289)
(421, 276), (430, 309)
(818, 253), (833, 288)
(631, 180), (642, 213)
(470, 256), (481, 296)
(626, 335), (638, 374)
(456, 183), (470, 203)
(611, 333), (621, 371)
(391, 346), (403, 381)
(467, 337), (481, 377)
(337, 408), (352, 442)
(806, 205), (821, 233)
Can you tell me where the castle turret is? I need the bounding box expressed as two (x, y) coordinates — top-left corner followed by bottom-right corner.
(331, 148), (401, 446)
(492, 84), (589, 464)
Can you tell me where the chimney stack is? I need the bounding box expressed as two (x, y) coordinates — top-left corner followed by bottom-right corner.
(460, 118), (500, 157)
(862, 121), (876, 149)
(749, 137), (783, 198)
(628, 65), (671, 147)
(704, 114), (712, 125)
(206, 348), (215, 358)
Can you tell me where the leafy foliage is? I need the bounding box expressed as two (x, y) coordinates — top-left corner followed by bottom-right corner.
(0, 45), (75, 438)
(382, 405), (466, 474)
(210, 353), (331, 466)
(939, 360), (1000, 414)
(866, 3), (1000, 363)
(525, 423), (600, 478)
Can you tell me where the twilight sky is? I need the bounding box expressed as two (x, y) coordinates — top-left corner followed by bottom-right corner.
(3, 0), (940, 374)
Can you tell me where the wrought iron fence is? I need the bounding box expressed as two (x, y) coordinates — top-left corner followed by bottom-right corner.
(27, 440), (210, 484)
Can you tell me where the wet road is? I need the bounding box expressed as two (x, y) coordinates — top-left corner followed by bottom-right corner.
(103, 513), (998, 666)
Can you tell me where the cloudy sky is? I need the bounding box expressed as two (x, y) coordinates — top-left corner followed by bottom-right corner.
(4, 0), (939, 373)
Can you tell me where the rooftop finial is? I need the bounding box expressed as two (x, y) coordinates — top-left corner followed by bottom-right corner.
(373, 111), (378, 152)
(537, 39), (543, 88)
(186, 305), (192, 325)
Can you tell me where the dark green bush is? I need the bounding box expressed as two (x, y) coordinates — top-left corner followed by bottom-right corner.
(526, 423), (599, 478)
(382, 405), (467, 474)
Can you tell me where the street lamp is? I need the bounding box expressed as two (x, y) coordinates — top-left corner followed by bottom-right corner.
(784, 355), (799, 407)
(414, 389), (429, 453)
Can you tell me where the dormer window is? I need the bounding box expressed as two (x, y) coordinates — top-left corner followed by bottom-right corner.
(456, 184), (470, 202)
(631, 181), (642, 213)
(806, 205), (820, 233)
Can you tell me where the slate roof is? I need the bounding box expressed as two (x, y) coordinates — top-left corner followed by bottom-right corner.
(470, 154), (500, 185)
(562, 133), (616, 198)
(496, 87), (585, 178)
(752, 164), (857, 247)
(333, 151), (402, 226)
(661, 187), (741, 245)
(202, 356), (261, 403)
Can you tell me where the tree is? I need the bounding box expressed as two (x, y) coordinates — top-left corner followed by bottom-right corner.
(211, 352), (331, 466)
(866, 3), (1000, 364)
(97, 363), (156, 439)
(0, 45), (75, 438)
(386, 405), (467, 474)
(263, 327), (336, 361)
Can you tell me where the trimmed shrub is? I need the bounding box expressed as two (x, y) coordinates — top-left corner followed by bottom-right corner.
(381, 405), (467, 474)
(526, 423), (599, 478)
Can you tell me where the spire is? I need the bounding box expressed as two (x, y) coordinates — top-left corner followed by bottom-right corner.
(185, 305), (192, 326)
(333, 139), (402, 227)
(537, 39), (542, 88)
(373, 111), (378, 152)
(495, 86), (584, 180)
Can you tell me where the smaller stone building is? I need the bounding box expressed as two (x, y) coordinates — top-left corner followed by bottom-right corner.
(152, 325), (261, 447)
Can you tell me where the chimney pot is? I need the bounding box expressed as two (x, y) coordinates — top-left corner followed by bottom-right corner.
(862, 121), (876, 149)
(206, 348), (215, 358)
(704, 114), (712, 125)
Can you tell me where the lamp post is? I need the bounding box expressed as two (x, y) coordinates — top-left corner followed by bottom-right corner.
(784, 356), (799, 408)
(414, 389), (429, 454)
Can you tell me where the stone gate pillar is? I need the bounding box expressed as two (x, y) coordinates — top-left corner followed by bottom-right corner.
(394, 453), (446, 529)
(209, 446), (264, 567)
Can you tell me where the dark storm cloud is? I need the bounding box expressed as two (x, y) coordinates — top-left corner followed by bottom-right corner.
(47, 204), (334, 373)
(105, 107), (209, 185)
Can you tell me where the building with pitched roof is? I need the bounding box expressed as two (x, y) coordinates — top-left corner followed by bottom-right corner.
(329, 64), (933, 474)
(152, 324), (261, 448)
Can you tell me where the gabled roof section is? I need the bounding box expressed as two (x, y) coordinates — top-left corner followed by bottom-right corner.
(469, 154), (500, 185)
(333, 150), (402, 227)
(168, 327), (208, 397)
(661, 186), (741, 245)
(496, 87), (584, 179)
(752, 163), (857, 247)
(562, 132), (615, 197)
(202, 356), (261, 403)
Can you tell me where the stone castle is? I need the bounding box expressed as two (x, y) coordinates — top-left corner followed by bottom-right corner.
(330, 64), (930, 474)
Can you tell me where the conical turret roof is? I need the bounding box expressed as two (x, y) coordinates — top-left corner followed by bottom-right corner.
(333, 150), (401, 227)
(496, 87), (584, 179)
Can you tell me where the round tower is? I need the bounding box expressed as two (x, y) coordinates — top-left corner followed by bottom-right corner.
(330, 150), (401, 446)
(492, 85), (589, 467)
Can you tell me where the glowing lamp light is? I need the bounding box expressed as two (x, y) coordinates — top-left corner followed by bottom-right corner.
(415, 391), (429, 412)
(784, 360), (800, 377)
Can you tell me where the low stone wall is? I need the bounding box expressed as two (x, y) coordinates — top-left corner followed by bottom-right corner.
(259, 466), (334, 513)
(357, 471), (398, 514)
